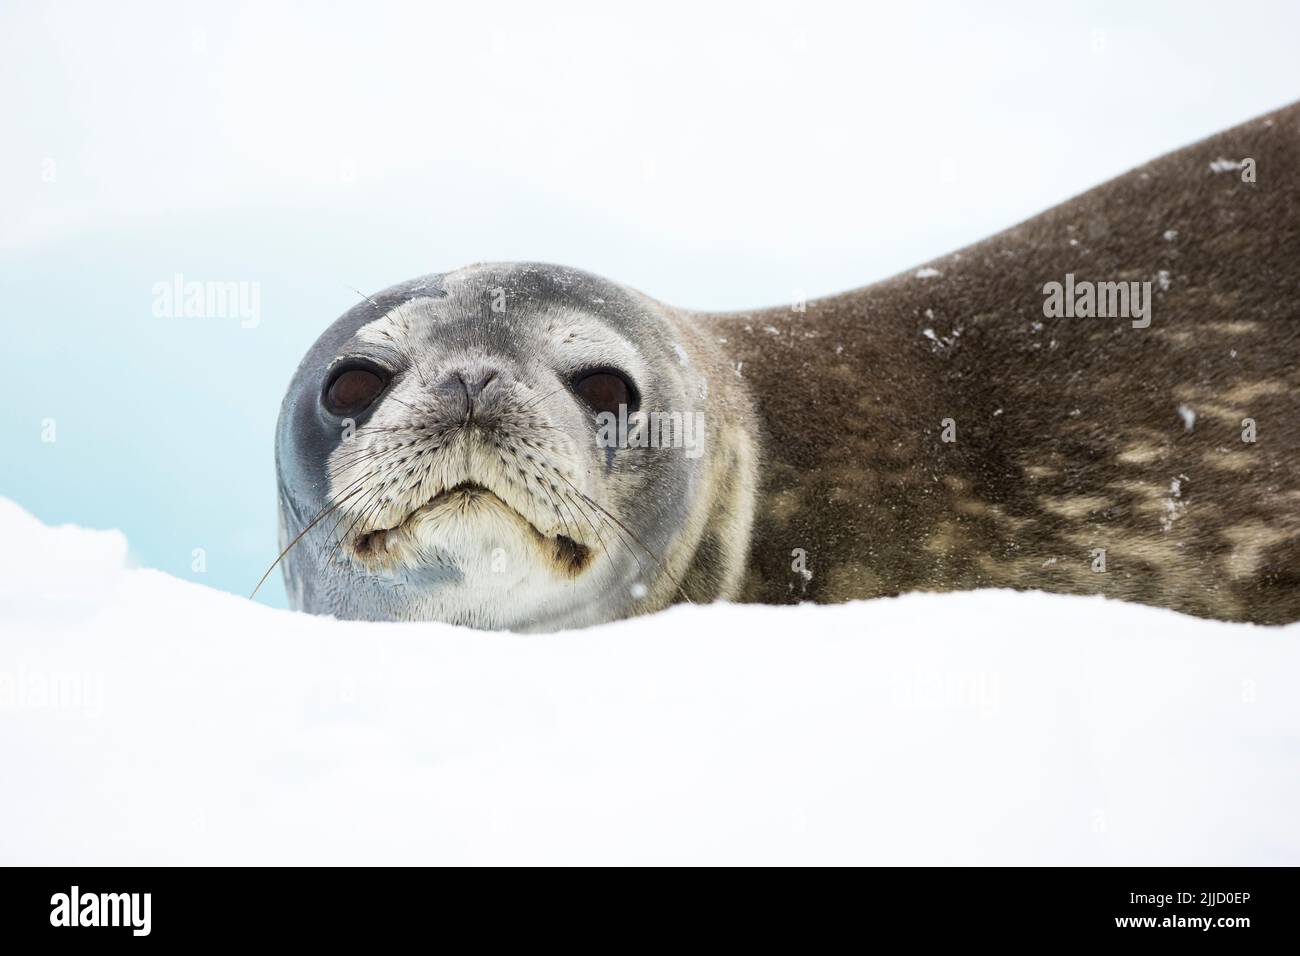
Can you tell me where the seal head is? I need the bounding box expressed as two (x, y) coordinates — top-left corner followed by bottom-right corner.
(275, 263), (758, 630)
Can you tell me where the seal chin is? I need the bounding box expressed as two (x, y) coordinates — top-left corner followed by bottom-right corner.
(350, 481), (593, 579)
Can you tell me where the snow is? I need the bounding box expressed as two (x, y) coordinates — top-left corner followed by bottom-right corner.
(1209, 157), (1245, 173)
(1161, 475), (1189, 533)
(2, 496), (1298, 865)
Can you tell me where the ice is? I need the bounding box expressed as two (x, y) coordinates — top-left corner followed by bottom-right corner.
(2, 497), (1297, 865)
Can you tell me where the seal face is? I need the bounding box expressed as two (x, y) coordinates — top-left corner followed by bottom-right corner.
(275, 264), (758, 630)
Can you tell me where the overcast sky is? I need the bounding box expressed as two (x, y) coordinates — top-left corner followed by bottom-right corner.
(6, 1), (1299, 301)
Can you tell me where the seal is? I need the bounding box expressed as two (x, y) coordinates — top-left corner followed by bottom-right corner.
(274, 102), (1300, 628)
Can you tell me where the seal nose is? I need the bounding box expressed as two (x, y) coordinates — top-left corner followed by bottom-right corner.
(435, 365), (502, 422)
(461, 369), (497, 401)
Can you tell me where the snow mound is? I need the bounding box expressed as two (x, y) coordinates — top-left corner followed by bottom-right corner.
(1, 497), (1296, 865)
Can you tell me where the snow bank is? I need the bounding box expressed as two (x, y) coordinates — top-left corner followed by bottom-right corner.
(1, 497), (1296, 865)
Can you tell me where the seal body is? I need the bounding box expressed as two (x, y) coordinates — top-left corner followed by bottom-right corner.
(719, 102), (1300, 624)
(277, 103), (1300, 628)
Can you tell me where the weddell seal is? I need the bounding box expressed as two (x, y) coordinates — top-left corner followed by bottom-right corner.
(272, 102), (1300, 629)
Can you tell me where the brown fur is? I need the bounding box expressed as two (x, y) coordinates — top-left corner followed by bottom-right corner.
(704, 103), (1300, 623)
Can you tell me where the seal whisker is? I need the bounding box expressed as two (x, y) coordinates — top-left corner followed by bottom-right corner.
(553, 483), (632, 577)
(323, 477), (393, 568)
(346, 281), (430, 389)
(547, 469), (696, 606)
(326, 446), (402, 472)
(385, 398), (425, 418)
(531, 465), (611, 567)
(518, 383), (572, 413)
(250, 482), (367, 599)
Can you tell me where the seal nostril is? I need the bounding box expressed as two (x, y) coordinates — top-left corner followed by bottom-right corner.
(442, 367), (503, 423)
(465, 370), (497, 399)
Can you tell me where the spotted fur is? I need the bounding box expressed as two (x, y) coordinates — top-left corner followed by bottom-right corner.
(721, 103), (1300, 623)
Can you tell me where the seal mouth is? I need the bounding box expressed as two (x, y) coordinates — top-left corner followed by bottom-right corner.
(351, 480), (592, 575)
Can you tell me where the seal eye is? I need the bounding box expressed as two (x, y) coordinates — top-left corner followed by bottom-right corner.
(324, 365), (388, 416)
(573, 369), (637, 416)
